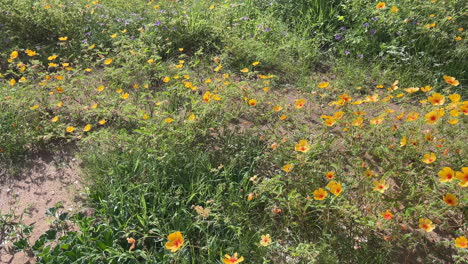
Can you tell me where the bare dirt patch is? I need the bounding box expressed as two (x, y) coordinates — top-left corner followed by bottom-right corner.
(0, 152), (83, 264)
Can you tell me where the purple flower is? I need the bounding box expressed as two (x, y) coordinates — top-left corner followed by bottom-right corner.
(154, 21), (161, 26)
(345, 51), (350, 55)
(263, 27), (271, 32)
(372, 17), (379, 21)
(84, 31), (91, 36)
(370, 29), (377, 35)
(240, 17), (249, 20)
(363, 22), (369, 27)
(359, 54), (364, 59)
(340, 26), (347, 31)
(335, 34), (343, 41)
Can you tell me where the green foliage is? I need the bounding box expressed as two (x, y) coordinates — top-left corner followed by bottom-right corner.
(0, 0), (467, 263)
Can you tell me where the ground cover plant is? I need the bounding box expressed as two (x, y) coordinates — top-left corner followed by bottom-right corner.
(0, 0), (467, 263)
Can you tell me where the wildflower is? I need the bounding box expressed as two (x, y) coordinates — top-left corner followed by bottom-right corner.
(127, 237), (136, 251)
(421, 86), (432, 92)
(270, 142), (278, 150)
(376, 2), (386, 9)
(421, 153), (436, 164)
(248, 99), (257, 106)
(273, 105), (283, 112)
(325, 171), (335, 180)
(405, 112), (419, 121)
(294, 99), (306, 109)
(391, 6), (398, 13)
(99, 119), (106, 125)
(326, 181), (343, 196)
(318, 82), (329, 88)
(25, 49), (36, 56)
(58, 36), (68, 41)
(247, 193), (255, 201)
(455, 167), (468, 187)
(455, 236), (467, 248)
(364, 169), (374, 178)
(165, 231), (184, 252)
(419, 218), (436, 232)
(279, 114), (287, 120)
(438, 167), (454, 182)
(165, 118), (174, 123)
(83, 124), (92, 132)
(425, 109), (444, 124)
(333, 111), (344, 119)
(373, 179), (389, 193)
(282, 164), (293, 173)
(202, 91), (212, 103)
(121, 93), (130, 99)
(48, 55), (58, 60)
(252, 61), (260, 66)
(271, 207), (282, 214)
(382, 210), (394, 220)
(370, 116), (384, 125)
(9, 79), (16, 86)
(51, 116), (59, 123)
(66, 126), (75, 133)
(448, 119), (459, 125)
(442, 193), (458, 206)
(443, 75), (459, 86)
(9, 50), (18, 61)
(352, 117), (364, 127)
(400, 136), (407, 147)
(428, 93), (445, 105)
(450, 110), (460, 117)
(223, 253), (244, 264)
(404, 87), (419, 93)
(240, 68), (249, 73)
(295, 140), (310, 153)
(313, 188), (328, 200)
(324, 117), (336, 126)
(104, 58), (113, 65)
(260, 234), (272, 246)
(187, 113), (196, 121)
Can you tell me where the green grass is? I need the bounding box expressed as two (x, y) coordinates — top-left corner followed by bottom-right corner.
(0, 0), (467, 263)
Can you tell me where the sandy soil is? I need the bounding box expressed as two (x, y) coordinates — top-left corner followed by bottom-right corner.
(0, 153), (83, 264)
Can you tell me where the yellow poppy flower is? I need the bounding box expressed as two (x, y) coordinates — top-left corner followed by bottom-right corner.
(104, 58), (113, 65)
(455, 236), (467, 248)
(422, 153), (436, 164)
(318, 82), (329, 88)
(438, 167), (454, 182)
(222, 253), (244, 264)
(260, 234), (272, 246)
(442, 193), (458, 206)
(295, 140), (310, 153)
(419, 218), (436, 232)
(376, 2), (386, 9)
(313, 188), (328, 200)
(164, 231), (184, 252)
